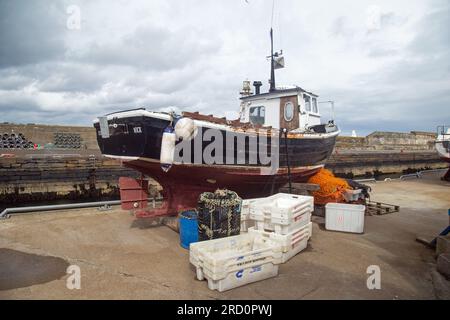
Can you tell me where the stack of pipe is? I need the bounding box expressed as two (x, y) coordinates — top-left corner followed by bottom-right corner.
(54, 132), (82, 149)
(0, 132), (34, 149)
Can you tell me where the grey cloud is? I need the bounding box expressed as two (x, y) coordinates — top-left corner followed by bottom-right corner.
(333, 2), (450, 135)
(0, 0), (67, 68)
(408, 5), (450, 55)
(73, 25), (221, 71)
(0, 0), (449, 134)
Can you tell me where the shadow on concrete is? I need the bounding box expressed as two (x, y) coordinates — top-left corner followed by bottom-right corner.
(130, 217), (165, 229)
(0, 248), (69, 290)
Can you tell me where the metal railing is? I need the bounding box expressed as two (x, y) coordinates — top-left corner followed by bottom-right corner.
(355, 168), (448, 183)
(0, 197), (163, 219)
(437, 125), (450, 137)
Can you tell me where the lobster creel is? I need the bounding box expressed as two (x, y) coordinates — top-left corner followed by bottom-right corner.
(197, 189), (242, 241)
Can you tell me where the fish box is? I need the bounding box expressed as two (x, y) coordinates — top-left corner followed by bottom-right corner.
(240, 219), (255, 233)
(190, 233), (281, 282)
(240, 198), (261, 232)
(206, 262), (279, 292)
(248, 222), (312, 263)
(249, 193), (314, 235)
(343, 189), (362, 202)
(325, 203), (365, 234)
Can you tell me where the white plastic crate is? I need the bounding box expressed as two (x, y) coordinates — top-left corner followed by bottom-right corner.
(253, 210), (311, 234)
(325, 203), (365, 234)
(249, 193), (313, 235)
(240, 198), (261, 232)
(206, 262), (279, 292)
(248, 222), (312, 263)
(241, 198), (264, 220)
(240, 219), (254, 233)
(190, 233), (281, 282)
(343, 189), (362, 202)
(249, 193), (314, 223)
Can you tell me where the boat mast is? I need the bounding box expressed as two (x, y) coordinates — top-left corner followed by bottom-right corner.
(269, 28), (276, 92)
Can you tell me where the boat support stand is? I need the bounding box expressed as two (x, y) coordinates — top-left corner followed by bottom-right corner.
(118, 176), (209, 218)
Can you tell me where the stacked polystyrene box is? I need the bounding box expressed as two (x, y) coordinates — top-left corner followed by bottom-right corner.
(190, 233), (281, 292)
(245, 193), (314, 263)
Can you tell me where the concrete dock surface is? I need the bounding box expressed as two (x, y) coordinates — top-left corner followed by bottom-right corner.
(0, 172), (449, 299)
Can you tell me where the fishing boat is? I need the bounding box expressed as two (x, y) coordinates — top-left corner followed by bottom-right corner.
(435, 125), (450, 181)
(93, 29), (340, 217)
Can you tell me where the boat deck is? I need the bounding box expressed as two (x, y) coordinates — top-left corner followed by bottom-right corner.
(0, 172), (449, 299)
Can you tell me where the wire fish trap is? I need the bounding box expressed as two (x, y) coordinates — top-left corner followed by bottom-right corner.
(197, 189), (242, 241)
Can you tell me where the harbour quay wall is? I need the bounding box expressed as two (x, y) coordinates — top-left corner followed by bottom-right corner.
(0, 154), (143, 207)
(327, 150), (446, 177)
(330, 131), (447, 177)
(335, 131), (437, 151)
(0, 123), (98, 150)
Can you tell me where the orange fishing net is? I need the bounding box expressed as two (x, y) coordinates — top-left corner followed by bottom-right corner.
(308, 168), (351, 205)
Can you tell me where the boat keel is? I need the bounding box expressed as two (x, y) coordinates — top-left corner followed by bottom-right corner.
(442, 167), (450, 182)
(119, 176), (212, 218)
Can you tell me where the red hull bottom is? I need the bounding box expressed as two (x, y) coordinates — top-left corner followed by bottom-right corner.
(121, 160), (322, 217)
(439, 157), (450, 182)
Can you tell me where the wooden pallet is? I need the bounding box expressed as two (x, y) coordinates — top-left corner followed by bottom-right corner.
(365, 200), (400, 215)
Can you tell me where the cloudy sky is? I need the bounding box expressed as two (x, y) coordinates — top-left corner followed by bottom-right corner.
(0, 0), (449, 135)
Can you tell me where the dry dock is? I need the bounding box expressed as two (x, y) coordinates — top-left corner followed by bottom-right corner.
(0, 172), (449, 300)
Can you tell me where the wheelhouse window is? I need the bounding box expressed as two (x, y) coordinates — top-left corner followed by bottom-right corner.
(304, 94), (311, 112)
(312, 97), (318, 113)
(284, 101), (294, 121)
(249, 106), (265, 125)
(110, 123), (129, 136)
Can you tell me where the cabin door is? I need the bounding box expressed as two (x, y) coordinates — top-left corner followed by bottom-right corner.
(279, 95), (299, 131)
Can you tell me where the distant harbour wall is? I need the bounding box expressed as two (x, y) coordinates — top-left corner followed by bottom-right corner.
(335, 131), (437, 151)
(330, 131), (446, 177)
(326, 151), (445, 178)
(0, 123), (98, 150)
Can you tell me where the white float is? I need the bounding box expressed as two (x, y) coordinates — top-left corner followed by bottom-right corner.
(174, 117), (197, 141)
(160, 129), (176, 172)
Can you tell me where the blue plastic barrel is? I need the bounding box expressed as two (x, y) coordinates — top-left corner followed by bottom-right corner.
(179, 210), (199, 249)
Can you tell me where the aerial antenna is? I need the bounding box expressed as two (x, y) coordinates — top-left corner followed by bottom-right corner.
(270, 0), (275, 27)
(268, 0), (283, 92)
(269, 28), (276, 92)
(269, 0), (275, 91)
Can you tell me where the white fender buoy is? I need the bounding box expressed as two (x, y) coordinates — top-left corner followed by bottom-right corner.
(174, 117), (197, 141)
(160, 127), (176, 172)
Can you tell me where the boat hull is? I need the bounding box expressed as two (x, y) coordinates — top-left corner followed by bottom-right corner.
(122, 158), (323, 199)
(435, 140), (450, 163)
(93, 111), (338, 168)
(435, 138), (450, 182)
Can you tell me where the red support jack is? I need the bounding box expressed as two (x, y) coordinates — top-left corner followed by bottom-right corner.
(118, 176), (212, 218)
(442, 167), (450, 182)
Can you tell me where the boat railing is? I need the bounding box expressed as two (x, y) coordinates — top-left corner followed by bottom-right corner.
(104, 107), (146, 117)
(437, 125), (450, 137)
